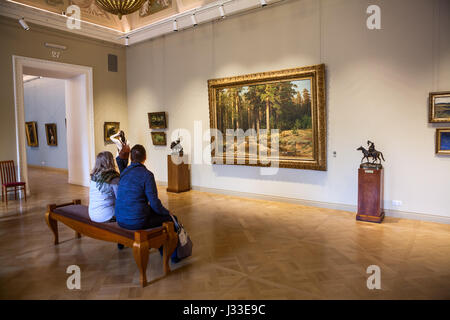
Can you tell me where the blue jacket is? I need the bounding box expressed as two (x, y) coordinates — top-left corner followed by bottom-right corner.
(115, 160), (169, 229)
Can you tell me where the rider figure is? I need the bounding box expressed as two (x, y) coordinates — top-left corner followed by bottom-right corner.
(367, 140), (375, 154)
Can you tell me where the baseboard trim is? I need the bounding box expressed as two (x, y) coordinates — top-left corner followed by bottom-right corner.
(189, 185), (450, 225)
(27, 164), (68, 173)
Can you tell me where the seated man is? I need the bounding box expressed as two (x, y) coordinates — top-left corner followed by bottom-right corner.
(115, 144), (173, 230)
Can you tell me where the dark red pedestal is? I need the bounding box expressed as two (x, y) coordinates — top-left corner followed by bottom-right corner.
(356, 168), (384, 223)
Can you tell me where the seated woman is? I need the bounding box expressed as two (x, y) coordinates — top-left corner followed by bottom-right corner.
(88, 151), (120, 223)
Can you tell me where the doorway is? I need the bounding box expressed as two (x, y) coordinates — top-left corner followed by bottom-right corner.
(12, 56), (95, 196)
(23, 76), (68, 174)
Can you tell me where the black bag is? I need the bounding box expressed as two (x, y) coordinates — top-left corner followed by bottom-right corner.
(171, 216), (193, 260)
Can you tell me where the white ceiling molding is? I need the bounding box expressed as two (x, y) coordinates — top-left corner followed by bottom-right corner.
(0, 0), (123, 43)
(0, 0), (286, 46)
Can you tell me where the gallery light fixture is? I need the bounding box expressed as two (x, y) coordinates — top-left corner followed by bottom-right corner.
(173, 20), (178, 32)
(218, 5), (226, 19)
(191, 13), (198, 27)
(124, 36), (129, 46)
(121, 0), (282, 41)
(18, 17), (29, 30)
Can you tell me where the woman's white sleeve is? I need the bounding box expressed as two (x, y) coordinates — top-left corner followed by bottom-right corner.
(110, 132), (122, 150)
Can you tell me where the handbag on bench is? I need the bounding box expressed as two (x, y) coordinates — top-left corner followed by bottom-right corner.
(171, 215), (193, 260)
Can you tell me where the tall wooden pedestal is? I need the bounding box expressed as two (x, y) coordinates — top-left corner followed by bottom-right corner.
(167, 155), (191, 193)
(356, 168), (384, 223)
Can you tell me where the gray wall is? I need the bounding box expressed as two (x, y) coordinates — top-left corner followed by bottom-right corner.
(126, 0), (450, 218)
(24, 77), (67, 170)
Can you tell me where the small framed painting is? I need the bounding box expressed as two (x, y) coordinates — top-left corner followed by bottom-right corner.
(151, 132), (167, 146)
(25, 121), (39, 147)
(436, 128), (450, 155)
(148, 112), (167, 129)
(429, 91), (450, 123)
(45, 123), (57, 146)
(104, 122), (120, 144)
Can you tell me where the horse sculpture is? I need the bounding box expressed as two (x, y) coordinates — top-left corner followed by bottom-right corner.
(357, 143), (385, 165)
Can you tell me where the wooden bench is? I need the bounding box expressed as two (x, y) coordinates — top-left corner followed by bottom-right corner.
(45, 199), (178, 287)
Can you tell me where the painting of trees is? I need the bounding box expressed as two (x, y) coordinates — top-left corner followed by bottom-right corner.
(208, 64), (327, 171)
(215, 79), (313, 158)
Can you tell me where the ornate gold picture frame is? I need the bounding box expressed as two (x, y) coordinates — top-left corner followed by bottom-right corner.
(151, 131), (167, 146)
(436, 128), (450, 155)
(207, 64), (326, 170)
(25, 121), (39, 147)
(148, 112), (167, 129)
(45, 123), (57, 146)
(429, 91), (450, 123)
(104, 122), (120, 145)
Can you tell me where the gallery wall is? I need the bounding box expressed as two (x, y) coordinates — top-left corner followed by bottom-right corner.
(24, 77), (67, 170)
(126, 0), (450, 219)
(0, 16), (128, 169)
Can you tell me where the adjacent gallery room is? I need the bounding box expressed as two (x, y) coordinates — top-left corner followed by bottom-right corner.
(0, 0), (449, 300)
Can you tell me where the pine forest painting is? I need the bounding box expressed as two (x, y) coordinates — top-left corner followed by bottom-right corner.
(208, 64), (326, 171)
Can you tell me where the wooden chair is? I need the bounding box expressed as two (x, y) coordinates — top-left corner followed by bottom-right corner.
(0, 160), (26, 205)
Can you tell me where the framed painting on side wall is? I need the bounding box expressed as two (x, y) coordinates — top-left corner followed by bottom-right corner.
(148, 112), (167, 129)
(429, 91), (450, 123)
(104, 122), (120, 144)
(207, 64), (327, 170)
(45, 123), (57, 146)
(436, 128), (450, 155)
(25, 121), (39, 147)
(151, 132), (167, 146)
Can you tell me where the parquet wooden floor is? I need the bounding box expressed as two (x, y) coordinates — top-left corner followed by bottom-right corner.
(0, 167), (449, 299)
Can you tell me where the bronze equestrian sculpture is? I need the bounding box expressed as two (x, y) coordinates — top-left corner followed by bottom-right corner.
(357, 140), (385, 169)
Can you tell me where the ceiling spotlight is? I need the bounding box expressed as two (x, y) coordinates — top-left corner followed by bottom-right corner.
(191, 14), (198, 27)
(260, 0), (267, 7)
(18, 17), (29, 31)
(125, 36), (129, 46)
(173, 20), (178, 32)
(218, 5), (225, 19)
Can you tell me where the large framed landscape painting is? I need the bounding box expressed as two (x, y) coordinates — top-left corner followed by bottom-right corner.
(207, 64), (326, 170)
(429, 91), (450, 123)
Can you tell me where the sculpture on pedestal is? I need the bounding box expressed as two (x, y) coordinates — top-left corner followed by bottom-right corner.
(356, 140), (385, 223)
(357, 140), (385, 169)
(170, 137), (183, 157)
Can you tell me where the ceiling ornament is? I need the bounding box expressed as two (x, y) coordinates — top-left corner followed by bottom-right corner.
(95, 0), (146, 19)
(70, 0), (109, 18)
(139, 0), (171, 17)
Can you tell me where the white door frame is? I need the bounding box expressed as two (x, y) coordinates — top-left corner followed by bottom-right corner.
(12, 55), (95, 193)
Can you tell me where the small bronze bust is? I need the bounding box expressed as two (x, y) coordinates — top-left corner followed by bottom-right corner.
(170, 137), (183, 157)
(357, 140), (385, 169)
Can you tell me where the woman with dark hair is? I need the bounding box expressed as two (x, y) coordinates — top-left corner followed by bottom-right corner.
(88, 151), (120, 223)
